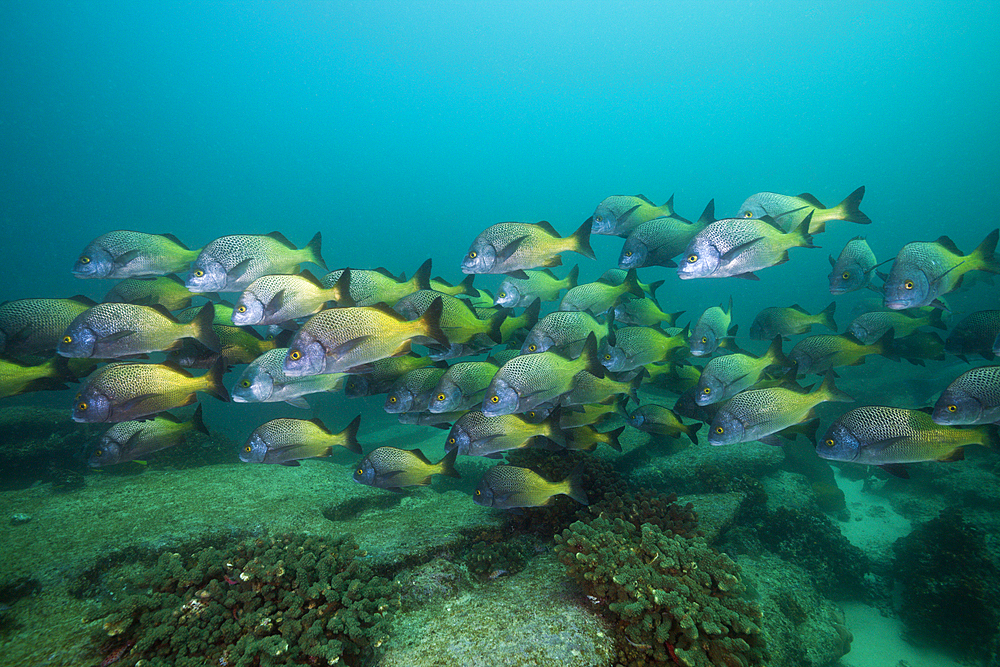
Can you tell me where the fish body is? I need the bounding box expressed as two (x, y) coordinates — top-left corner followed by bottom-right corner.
(749, 303), (837, 340)
(738, 186), (871, 234)
(709, 374), (852, 446)
(384, 367), (449, 414)
(232, 271), (342, 326)
(321, 259), (432, 307)
(482, 334), (603, 416)
(241, 415), (362, 465)
(353, 447), (459, 491)
(177, 302), (235, 325)
(695, 336), (788, 406)
(828, 237), (877, 294)
(558, 401), (623, 428)
(283, 300), (447, 376)
(58, 302), (219, 359)
(558, 268), (642, 316)
(343, 354), (439, 397)
(598, 270), (663, 298)
(394, 290), (505, 345)
(847, 309), (945, 345)
(588, 194), (678, 237)
(818, 406), (998, 472)
(172, 325), (283, 369)
(521, 311), (608, 356)
(618, 200), (714, 269)
(74, 231), (200, 279)
(446, 410), (565, 457)
(186, 232), (326, 293)
(89, 405), (208, 466)
(627, 404), (701, 443)
(613, 297), (682, 327)
(599, 325), (689, 372)
(689, 297), (735, 357)
(102, 274), (217, 311)
(72, 359), (229, 423)
(932, 366), (1000, 426)
(560, 370), (638, 407)
(0, 296), (96, 357)
(678, 216), (817, 280)
(945, 310), (1000, 361)
(474, 464), (588, 509)
(428, 360), (499, 413)
(883, 230), (1000, 310)
(495, 266), (578, 308)
(0, 356), (76, 398)
(429, 274), (478, 298)
(461, 221), (595, 275)
(788, 331), (895, 375)
(231, 348), (345, 408)
(564, 425), (625, 452)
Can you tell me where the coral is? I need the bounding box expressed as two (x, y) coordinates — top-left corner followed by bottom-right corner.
(555, 516), (766, 667)
(462, 533), (540, 580)
(93, 532), (398, 666)
(586, 488), (701, 539)
(892, 507), (1000, 658)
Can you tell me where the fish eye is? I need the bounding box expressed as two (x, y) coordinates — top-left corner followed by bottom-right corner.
(437, 393), (446, 401)
(79, 256), (91, 264)
(702, 387), (711, 395)
(474, 489), (481, 496)
(498, 291), (506, 298)
(715, 426), (724, 434)
(389, 396), (397, 403)
(289, 350), (301, 360)
(527, 411), (536, 418)
(468, 251), (477, 259)
(947, 404), (957, 413)
(237, 305), (247, 313)
(94, 449), (102, 457)
(624, 251), (632, 257)
(743, 211), (753, 218)
(63, 335), (72, 344)
(700, 337), (708, 344)
(194, 269), (205, 277)
(904, 280), (914, 290)
(447, 437), (456, 445)
(356, 468), (364, 475)
(687, 254), (698, 263)
(528, 344), (537, 352)
(594, 215), (603, 222)
(240, 380), (251, 388)
(77, 402), (88, 411)
(842, 272), (851, 280)
(603, 354), (611, 360)
(824, 439), (835, 447)
(244, 445), (252, 452)
(490, 395), (499, 403)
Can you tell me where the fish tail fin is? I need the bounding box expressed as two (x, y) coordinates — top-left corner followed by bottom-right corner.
(51, 355), (78, 383)
(834, 186), (872, 225)
(456, 273), (477, 296)
(560, 463), (589, 505)
(190, 302), (221, 352)
(687, 421), (702, 445)
(818, 301), (837, 332)
(565, 264), (580, 290)
(647, 279), (665, 300)
(329, 268), (356, 306)
(485, 308), (508, 344)
(303, 231), (327, 270)
(970, 228), (1000, 274)
(622, 268), (644, 298)
(203, 357), (231, 402)
(190, 403), (209, 436)
(411, 258), (433, 291)
(603, 425), (626, 452)
(419, 297), (450, 347)
(790, 214), (818, 248)
(817, 372), (853, 403)
(764, 335), (790, 369)
(928, 308), (948, 331)
(569, 219), (596, 260)
(335, 414), (363, 454)
(981, 424), (1000, 452)
(578, 332), (605, 378)
(522, 298), (542, 331)
(436, 448), (461, 478)
(875, 327), (900, 361)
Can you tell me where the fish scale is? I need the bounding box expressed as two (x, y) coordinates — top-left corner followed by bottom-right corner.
(75, 231), (200, 278)
(619, 215), (707, 268)
(429, 361), (498, 412)
(234, 273), (338, 325)
(523, 311), (606, 354)
(232, 348), (345, 405)
(446, 410), (561, 456)
(395, 289), (500, 343)
(933, 366), (1000, 425)
(385, 367), (448, 412)
(321, 268), (418, 307)
(0, 297), (95, 356)
(590, 194), (675, 237)
(828, 236), (876, 294)
(60, 302), (216, 359)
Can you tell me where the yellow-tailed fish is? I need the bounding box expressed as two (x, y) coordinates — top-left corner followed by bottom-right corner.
(186, 232), (326, 293)
(58, 302), (219, 359)
(495, 266), (579, 308)
(241, 415), (362, 465)
(558, 268), (642, 316)
(738, 186), (871, 233)
(461, 220), (595, 277)
(599, 325), (689, 372)
(321, 259), (432, 307)
(847, 308), (945, 345)
(445, 410), (566, 457)
(749, 303), (837, 340)
(353, 447), (459, 491)
(695, 336), (789, 406)
(473, 463), (588, 509)
(394, 290), (505, 346)
(589, 194), (678, 237)
(626, 404), (701, 444)
(0, 296), (97, 357)
(619, 199), (715, 269)
(232, 270), (346, 326)
(788, 330), (897, 375)
(89, 404), (208, 466)
(74, 231), (201, 279)
(678, 214), (817, 280)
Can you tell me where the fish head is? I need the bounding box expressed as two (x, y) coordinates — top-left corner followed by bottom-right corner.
(590, 203), (617, 235)
(708, 409), (746, 446)
(828, 262), (865, 294)
(482, 378), (520, 416)
(494, 283), (522, 308)
(186, 258), (229, 292)
(445, 421), (472, 452)
(677, 238), (720, 279)
(239, 434), (268, 463)
(816, 422), (863, 462)
(625, 410), (646, 430)
(748, 319), (766, 340)
(689, 328), (718, 357)
(87, 437), (122, 467)
(461, 240), (497, 274)
(352, 458), (377, 486)
(57, 321), (97, 358)
(73, 246), (114, 278)
(72, 386), (112, 423)
(232, 367), (273, 403)
(520, 331), (554, 355)
(883, 264), (931, 310)
(429, 385), (461, 413)
(231, 293), (265, 325)
(598, 340), (627, 372)
(695, 375), (725, 406)
(472, 477), (499, 507)
(787, 350), (813, 376)
(932, 388), (983, 426)
(384, 388), (413, 414)
(618, 239), (648, 269)
(739, 201), (768, 219)
(344, 374), (371, 397)
(283, 333), (326, 377)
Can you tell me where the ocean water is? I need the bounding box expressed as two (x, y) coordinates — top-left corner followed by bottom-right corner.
(1, 2), (999, 666)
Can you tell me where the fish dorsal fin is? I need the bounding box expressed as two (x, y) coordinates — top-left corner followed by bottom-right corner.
(159, 233), (189, 249)
(933, 236), (963, 256)
(265, 231), (295, 248)
(662, 194), (675, 212)
(374, 266), (400, 280)
(297, 269), (321, 287)
(409, 448), (433, 466)
(634, 194), (655, 205)
(369, 302), (407, 322)
(795, 193), (826, 208)
(789, 303), (809, 314)
(307, 417), (331, 434)
(70, 294), (99, 307)
(148, 304), (180, 322)
(161, 360), (194, 377)
(542, 268), (559, 279)
(534, 220), (560, 237)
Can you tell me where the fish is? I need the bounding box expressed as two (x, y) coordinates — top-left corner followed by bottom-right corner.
(72, 359), (230, 423)
(102, 274), (218, 311)
(597, 270), (663, 298)
(343, 354), (442, 397)
(461, 220), (595, 276)
(626, 404), (702, 444)
(0, 296), (97, 357)
(695, 336), (789, 406)
(563, 425), (625, 452)
(171, 325), (287, 369)
(177, 301), (236, 325)
(520, 311), (609, 357)
(241, 415), (362, 465)
(427, 359), (500, 413)
(0, 356), (77, 399)
(612, 297), (684, 328)
(482, 333), (604, 416)
(737, 186), (871, 234)
(932, 366), (1000, 426)
(618, 200), (715, 269)
(560, 369), (639, 407)
(321, 259), (432, 307)
(673, 387), (722, 424)
(353, 447), (460, 491)
(88, 405), (208, 467)
(749, 303), (837, 340)
(231, 348), (346, 409)
(394, 290), (505, 345)
(788, 330), (896, 375)
(58, 302), (220, 359)
(396, 411), (466, 429)
(232, 270), (344, 326)
(473, 463), (588, 509)
(445, 410), (566, 457)
(429, 274), (478, 298)
(599, 325), (689, 373)
(283, 299), (448, 376)
(828, 237), (877, 294)
(847, 309), (946, 345)
(588, 194), (678, 237)
(709, 373), (852, 446)
(945, 310), (1000, 361)
(186, 232), (327, 293)
(817, 405), (999, 477)
(689, 297), (736, 357)
(488, 298), (540, 346)
(384, 367), (450, 414)
(73, 231), (201, 279)
(678, 215), (817, 280)
(558, 268), (643, 316)
(495, 265), (579, 308)
(883, 229), (1000, 310)
(557, 400), (625, 429)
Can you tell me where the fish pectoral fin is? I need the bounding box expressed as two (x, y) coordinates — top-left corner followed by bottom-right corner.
(227, 258), (253, 282)
(264, 290), (287, 318)
(102, 330), (139, 343)
(757, 434), (781, 446)
(279, 460), (302, 467)
(114, 393), (159, 414)
(284, 397), (311, 409)
(114, 250), (142, 268)
(497, 235), (530, 263)
(721, 238), (763, 263)
(734, 272), (760, 281)
(329, 335), (374, 360)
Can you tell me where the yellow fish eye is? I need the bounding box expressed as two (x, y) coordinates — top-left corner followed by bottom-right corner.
(603, 354), (611, 360)
(948, 404), (957, 413)
(389, 396), (397, 403)
(448, 437), (456, 444)
(240, 380), (251, 388)
(490, 395), (499, 403)
(498, 291), (506, 298)
(79, 256), (91, 264)
(63, 335), (72, 344)
(904, 280), (914, 290)
(356, 468), (364, 475)
(289, 350), (301, 360)
(624, 251), (632, 257)
(700, 337), (708, 344)
(437, 393), (446, 401)
(78, 402), (88, 411)
(594, 215), (603, 222)
(237, 305), (247, 313)
(94, 449), (102, 457)
(194, 269), (204, 277)
(744, 211), (753, 218)
(527, 411), (536, 418)
(687, 254), (698, 263)
(244, 445), (252, 452)
(702, 387), (711, 395)
(474, 489), (481, 496)
(468, 251), (477, 259)
(528, 344), (537, 352)
(825, 439), (835, 447)
(842, 272), (850, 280)
(715, 426), (724, 434)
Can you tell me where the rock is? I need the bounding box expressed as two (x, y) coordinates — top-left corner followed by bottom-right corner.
(678, 491), (748, 543)
(628, 439), (785, 492)
(9, 513), (31, 526)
